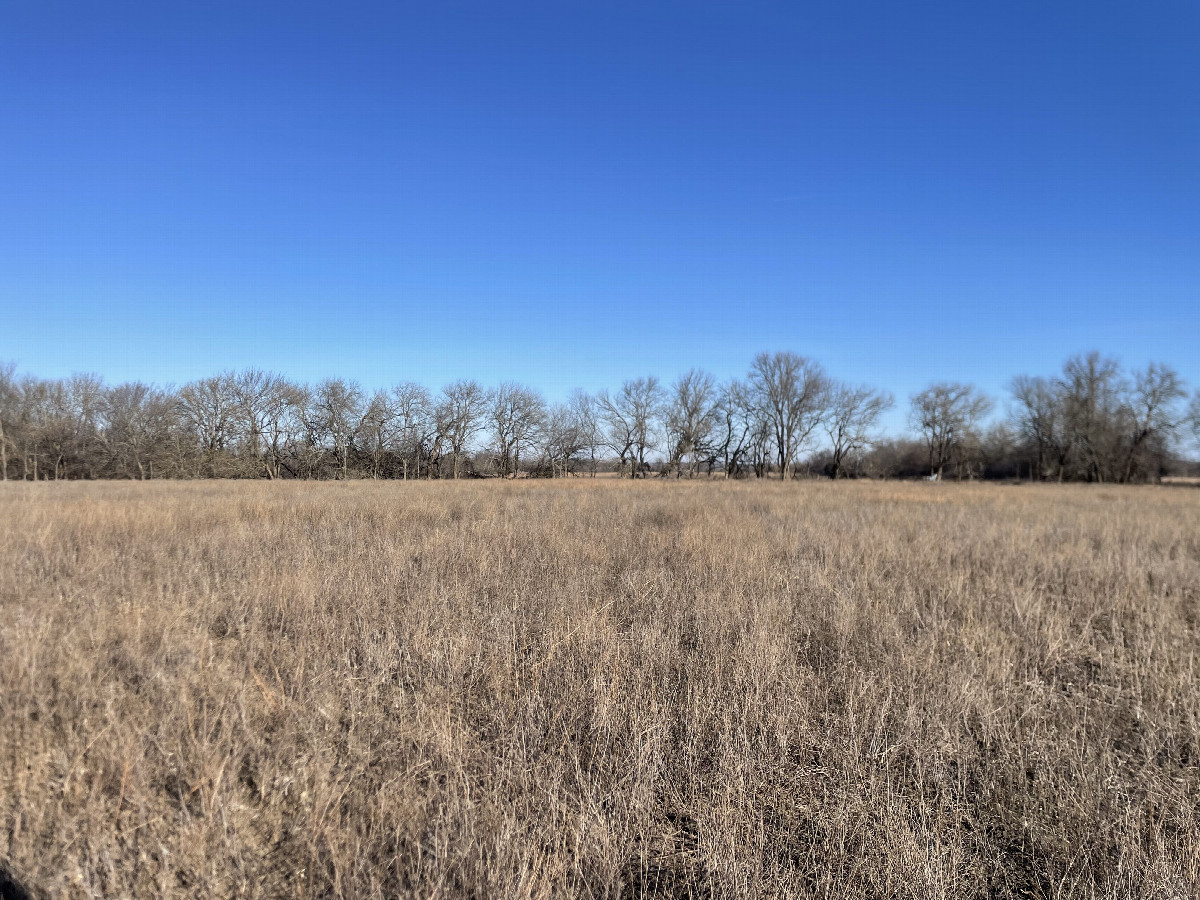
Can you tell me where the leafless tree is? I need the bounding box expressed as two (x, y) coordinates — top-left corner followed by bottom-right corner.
(264, 378), (306, 479)
(1009, 356), (1186, 484)
(711, 379), (758, 478)
(569, 389), (600, 477)
(64, 374), (106, 478)
(27, 375), (106, 480)
(178, 372), (239, 476)
(1009, 374), (1070, 481)
(230, 370), (293, 478)
(595, 389), (635, 477)
(11, 374), (52, 480)
(1191, 392), (1200, 450)
(979, 421), (1022, 479)
(0, 362), (16, 480)
(537, 402), (587, 477)
(627, 377), (665, 477)
(389, 382), (434, 479)
(749, 415), (774, 478)
(0, 351), (1190, 483)
(307, 379), (368, 479)
(749, 352), (830, 480)
(29, 378), (67, 480)
(6, 372), (110, 480)
(1123, 362), (1186, 483)
(666, 369), (719, 476)
(359, 390), (398, 479)
(1058, 352), (1127, 483)
(489, 383), (546, 476)
(910, 382), (992, 480)
(100, 382), (177, 480)
(824, 383), (893, 478)
(437, 380), (488, 479)
(597, 377), (663, 478)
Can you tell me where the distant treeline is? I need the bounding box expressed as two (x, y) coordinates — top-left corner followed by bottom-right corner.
(1, 352), (1197, 483)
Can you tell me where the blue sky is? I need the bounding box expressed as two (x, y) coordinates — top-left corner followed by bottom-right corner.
(2, 1), (1197, 430)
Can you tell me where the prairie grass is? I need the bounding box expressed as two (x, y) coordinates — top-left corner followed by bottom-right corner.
(2, 479), (1199, 898)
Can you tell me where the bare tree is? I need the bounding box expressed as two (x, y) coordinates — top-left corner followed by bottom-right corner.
(307, 379), (368, 479)
(749, 352), (829, 480)
(178, 372), (238, 476)
(569, 389), (600, 477)
(910, 382), (992, 480)
(1010, 356), (1188, 484)
(1123, 362), (1186, 483)
(537, 402), (587, 477)
(359, 390), (398, 479)
(628, 377), (665, 477)
(0, 351), (1187, 484)
(390, 382), (433, 479)
(666, 369), (719, 476)
(1058, 352), (1127, 483)
(597, 377), (663, 478)
(1191, 391), (1200, 450)
(28, 374), (106, 480)
(0, 372), (56, 480)
(0, 363), (19, 480)
(263, 378), (305, 479)
(711, 378), (758, 478)
(27, 378), (65, 480)
(489, 383), (546, 477)
(11, 374), (52, 480)
(749, 415), (774, 478)
(64, 374), (106, 478)
(438, 380), (488, 479)
(1009, 374), (1070, 481)
(230, 370), (293, 478)
(824, 383), (893, 478)
(595, 389), (635, 477)
(100, 382), (177, 480)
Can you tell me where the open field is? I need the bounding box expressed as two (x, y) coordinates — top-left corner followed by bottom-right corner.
(2, 480), (1199, 899)
(1161, 476), (1200, 487)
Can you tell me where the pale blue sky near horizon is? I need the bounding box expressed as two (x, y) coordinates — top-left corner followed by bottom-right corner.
(2, 1), (1197, 433)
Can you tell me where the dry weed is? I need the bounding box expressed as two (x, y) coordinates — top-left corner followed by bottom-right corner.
(2, 480), (1198, 898)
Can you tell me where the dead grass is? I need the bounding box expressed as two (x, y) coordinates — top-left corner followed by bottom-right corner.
(2, 479), (1199, 899)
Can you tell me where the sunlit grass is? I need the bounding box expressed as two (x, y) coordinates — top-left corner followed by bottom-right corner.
(2, 479), (1198, 898)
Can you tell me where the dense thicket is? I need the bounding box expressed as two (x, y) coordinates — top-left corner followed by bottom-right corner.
(0, 351), (1195, 482)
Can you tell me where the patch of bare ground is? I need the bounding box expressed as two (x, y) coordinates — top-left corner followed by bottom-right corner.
(2, 479), (1199, 898)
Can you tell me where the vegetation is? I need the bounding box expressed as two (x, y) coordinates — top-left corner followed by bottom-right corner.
(0, 351), (1196, 482)
(2, 478), (1199, 898)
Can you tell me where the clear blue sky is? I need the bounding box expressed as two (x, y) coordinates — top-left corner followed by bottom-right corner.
(2, 1), (1197, 429)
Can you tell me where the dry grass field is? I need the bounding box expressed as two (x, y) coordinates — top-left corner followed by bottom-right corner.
(2, 480), (1199, 899)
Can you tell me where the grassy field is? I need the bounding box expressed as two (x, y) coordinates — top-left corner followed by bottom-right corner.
(2, 480), (1199, 899)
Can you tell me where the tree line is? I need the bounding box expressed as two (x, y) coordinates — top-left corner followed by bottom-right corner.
(0, 351), (1196, 483)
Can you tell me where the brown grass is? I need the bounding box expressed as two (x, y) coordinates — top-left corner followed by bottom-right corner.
(2, 479), (1199, 899)
(1161, 476), (1200, 487)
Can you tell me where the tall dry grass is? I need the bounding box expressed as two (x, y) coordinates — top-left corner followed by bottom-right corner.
(1, 479), (1198, 898)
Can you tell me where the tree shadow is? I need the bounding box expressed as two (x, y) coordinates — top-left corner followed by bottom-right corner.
(0, 862), (40, 900)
